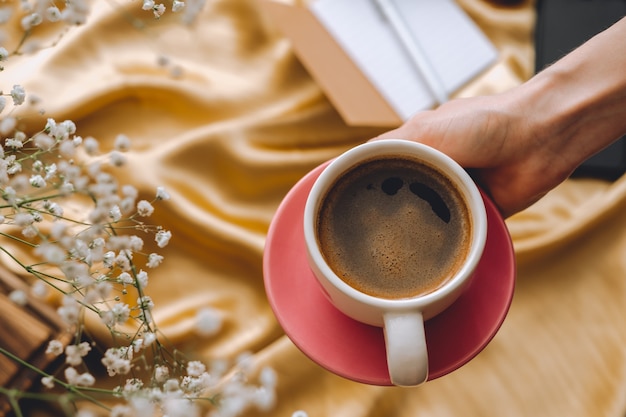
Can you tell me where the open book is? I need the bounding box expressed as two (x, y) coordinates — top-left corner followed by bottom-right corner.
(309, 0), (499, 121)
(259, 0), (498, 126)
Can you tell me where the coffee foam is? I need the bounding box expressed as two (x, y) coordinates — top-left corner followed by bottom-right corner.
(317, 156), (471, 299)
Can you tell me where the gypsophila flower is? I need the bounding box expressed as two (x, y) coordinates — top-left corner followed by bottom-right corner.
(142, 331), (157, 346)
(5, 137), (23, 149)
(137, 295), (154, 311)
(103, 250), (116, 268)
(147, 252), (164, 268)
(31, 280), (48, 298)
(129, 235), (144, 251)
(172, 0), (185, 12)
(29, 174), (46, 188)
(195, 307), (222, 337)
(155, 229), (172, 248)
(110, 404), (134, 417)
(123, 378), (144, 395)
(10, 84), (26, 105)
(13, 212), (35, 227)
(110, 150), (126, 166)
(102, 347), (133, 377)
(64, 367), (95, 387)
(136, 270), (148, 288)
(153, 3), (166, 18)
(8, 289), (28, 306)
(292, 411), (309, 417)
(57, 295), (81, 325)
(137, 200), (154, 217)
(41, 376), (55, 389)
(0, 4), (282, 416)
(142, 0), (155, 10)
(65, 342), (92, 366)
(0, 116), (17, 135)
(46, 340), (65, 356)
(103, 303), (131, 327)
(114, 134), (131, 151)
(21, 12), (42, 30)
(83, 136), (100, 155)
(109, 205), (122, 221)
(154, 365), (170, 383)
(156, 186), (170, 200)
(186, 361), (206, 378)
(34, 132), (55, 150)
(118, 272), (134, 285)
(46, 6), (61, 21)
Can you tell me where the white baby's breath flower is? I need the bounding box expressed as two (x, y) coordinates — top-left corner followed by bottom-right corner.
(10, 84), (26, 105)
(65, 342), (91, 366)
(8, 290), (27, 306)
(186, 361), (206, 378)
(109, 205), (122, 221)
(13, 212), (35, 227)
(34, 132), (55, 150)
(129, 235), (144, 252)
(259, 366), (278, 388)
(154, 365), (170, 382)
(195, 307), (222, 337)
(142, 0), (155, 10)
(64, 367), (95, 387)
(147, 252), (163, 268)
(5, 138), (23, 149)
(0, 46), (8, 61)
(155, 229), (172, 248)
(137, 295), (154, 311)
(46, 6), (61, 21)
(143, 331), (157, 346)
(109, 150), (126, 166)
(292, 411), (309, 417)
(118, 272), (134, 285)
(136, 200), (154, 217)
(136, 269), (148, 288)
(109, 405), (133, 417)
(34, 243), (66, 264)
(83, 136), (100, 155)
(114, 134), (131, 151)
(31, 280), (48, 298)
(156, 186), (170, 200)
(57, 295), (81, 325)
(102, 347), (132, 377)
(21, 12), (42, 30)
(46, 340), (64, 356)
(29, 174), (46, 188)
(0, 96), (6, 114)
(41, 376), (55, 389)
(153, 3), (166, 18)
(0, 116), (17, 135)
(172, 0), (185, 12)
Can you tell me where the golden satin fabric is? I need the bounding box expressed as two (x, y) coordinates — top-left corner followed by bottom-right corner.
(3, 0), (626, 416)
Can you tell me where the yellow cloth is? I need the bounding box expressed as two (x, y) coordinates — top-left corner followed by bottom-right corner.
(3, 0), (626, 416)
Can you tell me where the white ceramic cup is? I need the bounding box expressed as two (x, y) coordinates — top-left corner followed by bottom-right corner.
(303, 139), (488, 386)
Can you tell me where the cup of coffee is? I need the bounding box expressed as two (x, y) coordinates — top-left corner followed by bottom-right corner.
(303, 139), (487, 386)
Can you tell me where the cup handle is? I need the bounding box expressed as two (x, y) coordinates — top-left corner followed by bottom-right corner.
(383, 311), (428, 386)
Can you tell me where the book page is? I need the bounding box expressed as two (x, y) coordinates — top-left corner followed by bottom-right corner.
(309, 0), (498, 120)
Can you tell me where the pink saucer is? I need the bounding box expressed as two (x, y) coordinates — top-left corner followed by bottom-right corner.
(263, 163), (515, 386)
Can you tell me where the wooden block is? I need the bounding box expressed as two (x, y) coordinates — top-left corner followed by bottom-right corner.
(0, 267), (71, 417)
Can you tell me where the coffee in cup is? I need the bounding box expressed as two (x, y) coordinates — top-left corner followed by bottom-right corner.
(316, 155), (472, 300)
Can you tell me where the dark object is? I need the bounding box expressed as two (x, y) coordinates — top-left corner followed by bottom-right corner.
(534, 0), (626, 180)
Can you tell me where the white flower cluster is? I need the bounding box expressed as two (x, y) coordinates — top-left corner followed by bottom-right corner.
(0, 2), (281, 417)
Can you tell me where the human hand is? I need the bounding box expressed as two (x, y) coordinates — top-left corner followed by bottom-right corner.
(373, 92), (574, 218)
